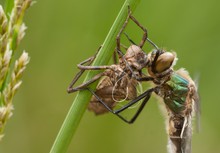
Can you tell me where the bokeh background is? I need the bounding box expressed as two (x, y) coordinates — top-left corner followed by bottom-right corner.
(0, 0), (220, 152)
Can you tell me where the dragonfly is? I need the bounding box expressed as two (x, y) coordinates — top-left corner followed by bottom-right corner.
(145, 49), (200, 153)
(67, 6), (200, 153)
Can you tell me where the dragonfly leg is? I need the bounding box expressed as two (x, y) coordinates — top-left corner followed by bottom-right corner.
(113, 50), (118, 64)
(128, 11), (147, 48)
(116, 7), (131, 57)
(67, 46), (102, 91)
(116, 90), (153, 124)
(87, 86), (158, 124)
(67, 72), (105, 93)
(127, 6), (159, 49)
(68, 67), (115, 93)
(67, 46), (115, 93)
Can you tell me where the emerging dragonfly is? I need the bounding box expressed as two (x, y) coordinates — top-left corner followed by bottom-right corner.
(67, 7), (200, 153)
(144, 49), (200, 153)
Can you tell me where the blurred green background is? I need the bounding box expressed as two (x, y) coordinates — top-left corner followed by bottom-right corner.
(0, 0), (220, 152)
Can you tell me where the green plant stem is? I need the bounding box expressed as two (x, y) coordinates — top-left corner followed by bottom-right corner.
(49, 0), (141, 152)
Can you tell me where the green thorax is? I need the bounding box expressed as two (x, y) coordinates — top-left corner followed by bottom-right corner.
(163, 73), (189, 114)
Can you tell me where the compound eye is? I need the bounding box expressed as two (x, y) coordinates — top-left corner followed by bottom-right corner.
(155, 52), (175, 73)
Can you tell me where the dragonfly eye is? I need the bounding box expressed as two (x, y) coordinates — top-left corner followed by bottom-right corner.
(154, 52), (175, 73)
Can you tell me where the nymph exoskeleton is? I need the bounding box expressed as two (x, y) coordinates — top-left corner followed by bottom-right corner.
(67, 8), (155, 121)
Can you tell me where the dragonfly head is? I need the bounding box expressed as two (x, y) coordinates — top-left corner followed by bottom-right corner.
(148, 49), (176, 77)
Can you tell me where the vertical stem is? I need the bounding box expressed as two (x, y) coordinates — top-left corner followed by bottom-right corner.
(49, 0), (141, 153)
